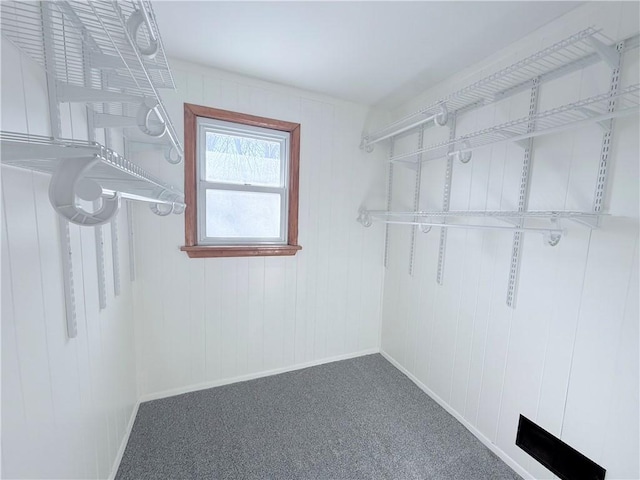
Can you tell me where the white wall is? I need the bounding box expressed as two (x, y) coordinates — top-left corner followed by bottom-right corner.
(3, 2), (637, 479)
(131, 59), (387, 399)
(1, 40), (138, 479)
(378, 3), (639, 480)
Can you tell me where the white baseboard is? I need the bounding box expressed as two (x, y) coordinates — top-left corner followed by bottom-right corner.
(379, 349), (533, 480)
(140, 348), (380, 403)
(108, 399), (141, 480)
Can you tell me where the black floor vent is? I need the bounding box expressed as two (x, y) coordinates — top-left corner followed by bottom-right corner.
(516, 415), (606, 480)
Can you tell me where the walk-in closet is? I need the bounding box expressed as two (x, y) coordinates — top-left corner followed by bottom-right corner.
(1, 2), (638, 479)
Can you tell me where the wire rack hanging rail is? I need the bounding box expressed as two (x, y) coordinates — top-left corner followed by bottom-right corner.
(388, 84), (639, 165)
(357, 209), (607, 246)
(0, 0), (183, 163)
(0, 131), (185, 226)
(361, 27), (623, 150)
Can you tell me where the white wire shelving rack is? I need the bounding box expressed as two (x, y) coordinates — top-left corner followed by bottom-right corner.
(0, 1), (185, 338)
(360, 27), (622, 151)
(0, 0), (183, 162)
(358, 26), (638, 308)
(389, 84), (640, 165)
(358, 209), (606, 246)
(0, 131), (185, 225)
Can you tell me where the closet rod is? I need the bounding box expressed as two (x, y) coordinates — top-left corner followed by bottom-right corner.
(359, 216), (564, 246)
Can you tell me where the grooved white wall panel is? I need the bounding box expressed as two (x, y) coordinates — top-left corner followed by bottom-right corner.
(1, 40), (138, 479)
(379, 3), (639, 480)
(131, 59), (386, 398)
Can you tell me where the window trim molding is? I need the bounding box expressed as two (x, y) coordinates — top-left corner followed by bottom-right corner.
(181, 103), (301, 258)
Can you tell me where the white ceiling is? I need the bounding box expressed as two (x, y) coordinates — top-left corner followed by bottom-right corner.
(153, 1), (582, 108)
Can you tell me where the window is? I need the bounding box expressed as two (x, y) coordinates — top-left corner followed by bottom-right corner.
(181, 104), (301, 258)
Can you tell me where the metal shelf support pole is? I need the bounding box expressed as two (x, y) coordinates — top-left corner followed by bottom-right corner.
(43, 1), (77, 338)
(593, 41), (624, 214)
(507, 77), (540, 308)
(437, 113), (457, 285)
(127, 201), (136, 281)
(94, 208), (108, 310)
(383, 139), (395, 269)
(84, 39), (109, 312)
(111, 214), (121, 296)
(409, 125), (425, 275)
(57, 216), (77, 338)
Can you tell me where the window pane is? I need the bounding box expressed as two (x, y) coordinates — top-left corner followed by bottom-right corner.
(205, 131), (282, 187)
(205, 190), (281, 239)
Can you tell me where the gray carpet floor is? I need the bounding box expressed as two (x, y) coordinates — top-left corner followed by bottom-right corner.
(116, 354), (521, 480)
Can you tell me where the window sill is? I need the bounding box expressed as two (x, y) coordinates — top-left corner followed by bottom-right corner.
(180, 244), (302, 258)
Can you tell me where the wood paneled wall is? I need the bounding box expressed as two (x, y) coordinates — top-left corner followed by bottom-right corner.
(131, 60), (387, 398)
(380, 4), (639, 479)
(1, 40), (138, 479)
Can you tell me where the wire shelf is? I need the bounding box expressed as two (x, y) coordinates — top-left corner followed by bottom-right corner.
(358, 209), (606, 243)
(0, 0), (183, 157)
(363, 27), (616, 148)
(390, 84), (640, 164)
(366, 209), (602, 223)
(0, 130), (184, 208)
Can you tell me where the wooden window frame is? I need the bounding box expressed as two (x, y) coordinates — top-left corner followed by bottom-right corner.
(181, 103), (301, 258)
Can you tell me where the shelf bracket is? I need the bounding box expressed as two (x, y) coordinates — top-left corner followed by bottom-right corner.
(395, 160), (420, 171)
(434, 103), (449, 126)
(94, 113), (138, 129)
(148, 189), (183, 216)
(49, 156), (121, 226)
(586, 36), (621, 70)
(57, 82), (143, 104)
(543, 230), (563, 247)
(92, 100), (167, 138)
(149, 202), (174, 216)
(126, 8), (159, 60)
(576, 107), (612, 131)
(360, 134), (374, 153)
(567, 215), (599, 229)
(494, 130), (530, 149)
(437, 112), (458, 285)
(103, 73), (140, 91)
(164, 145), (182, 165)
(357, 207), (372, 227)
(495, 216), (521, 227)
(451, 139), (472, 163)
(89, 52), (125, 69)
(136, 97), (167, 138)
